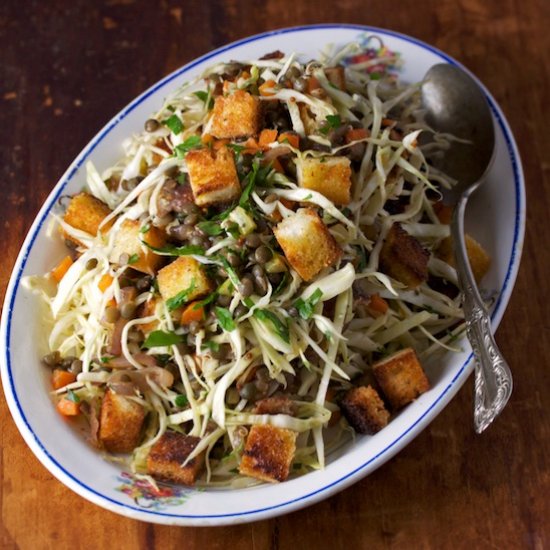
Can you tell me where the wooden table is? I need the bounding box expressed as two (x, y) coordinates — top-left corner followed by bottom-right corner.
(1, 1), (548, 548)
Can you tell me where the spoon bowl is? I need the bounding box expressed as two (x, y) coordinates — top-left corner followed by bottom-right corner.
(421, 63), (513, 433)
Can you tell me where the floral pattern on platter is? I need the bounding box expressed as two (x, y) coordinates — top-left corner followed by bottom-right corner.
(342, 34), (402, 78)
(115, 472), (194, 510)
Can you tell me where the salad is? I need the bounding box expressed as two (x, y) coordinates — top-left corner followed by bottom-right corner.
(26, 37), (490, 488)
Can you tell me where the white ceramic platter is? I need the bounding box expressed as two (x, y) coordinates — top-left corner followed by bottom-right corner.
(0, 25), (525, 525)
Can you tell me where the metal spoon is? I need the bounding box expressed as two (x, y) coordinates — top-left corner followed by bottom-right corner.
(421, 63), (513, 433)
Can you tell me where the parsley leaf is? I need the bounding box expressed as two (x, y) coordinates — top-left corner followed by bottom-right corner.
(320, 114), (342, 135)
(139, 224), (150, 234)
(175, 394), (188, 407)
(166, 279), (196, 311)
(239, 159), (271, 209)
(142, 329), (184, 348)
(164, 114), (184, 135)
(293, 288), (323, 320)
(127, 253), (140, 265)
(215, 307), (236, 332)
(142, 242), (205, 257)
(176, 173), (187, 185)
(253, 309), (289, 343)
(193, 90), (214, 109)
(197, 220), (225, 236)
(174, 135), (202, 158)
(66, 389), (80, 403)
(201, 340), (220, 353)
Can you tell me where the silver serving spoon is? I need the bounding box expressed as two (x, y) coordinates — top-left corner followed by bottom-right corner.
(421, 63), (513, 433)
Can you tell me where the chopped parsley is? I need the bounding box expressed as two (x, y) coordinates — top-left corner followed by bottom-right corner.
(253, 309), (289, 343)
(293, 288), (323, 320)
(66, 389), (80, 403)
(197, 220), (225, 236)
(164, 114), (184, 135)
(142, 242), (205, 257)
(166, 280), (196, 311)
(193, 90), (214, 109)
(127, 253), (140, 265)
(174, 135), (202, 158)
(215, 307), (236, 332)
(174, 394), (188, 407)
(320, 114), (342, 134)
(142, 329), (184, 348)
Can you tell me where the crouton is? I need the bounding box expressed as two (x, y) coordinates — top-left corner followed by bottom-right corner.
(380, 223), (429, 288)
(109, 219), (166, 275)
(325, 66), (346, 90)
(437, 234), (491, 283)
(185, 146), (241, 207)
(98, 389), (146, 453)
(253, 396), (297, 416)
(63, 192), (114, 244)
(147, 431), (205, 485)
(340, 385), (390, 434)
(297, 156), (352, 205)
(273, 208), (342, 281)
(239, 424), (297, 483)
(210, 89), (261, 139)
(157, 256), (212, 306)
(372, 348), (430, 410)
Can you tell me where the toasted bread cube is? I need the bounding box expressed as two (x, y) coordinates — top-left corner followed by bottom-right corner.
(99, 389), (146, 453)
(273, 208), (342, 281)
(109, 219), (166, 275)
(239, 425), (297, 483)
(380, 223), (429, 288)
(210, 89), (261, 139)
(63, 192), (114, 244)
(437, 234), (491, 283)
(340, 385), (390, 434)
(373, 348), (430, 410)
(157, 256), (212, 305)
(147, 431), (205, 485)
(298, 156), (352, 205)
(185, 146), (241, 207)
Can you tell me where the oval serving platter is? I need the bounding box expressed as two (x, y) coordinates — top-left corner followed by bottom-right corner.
(0, 25), (525, 525)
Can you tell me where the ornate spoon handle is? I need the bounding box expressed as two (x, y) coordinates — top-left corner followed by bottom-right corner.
(452, 194), (513, 433)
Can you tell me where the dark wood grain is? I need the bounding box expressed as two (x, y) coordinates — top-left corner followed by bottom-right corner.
(1, 1), (549, 548)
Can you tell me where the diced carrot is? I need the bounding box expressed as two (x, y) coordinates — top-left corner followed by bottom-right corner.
(57, 397), (80, 416)
(52, 369), (77, 390)
(213, 138), (230, 151)
(345, 128), (369, 142)
(51, 256), (73, 283)
(278, 132), (300, 149)
(201, 133), (214, 145)
(259, 79), (277, 97)
(258, 129), (278, 148)
(306, 76), (321, 93)
(382, 118), (396, 127)
(242, 137), (260, 155)
(180, 301), (205, 325)
(240, 71), (250, 80)
(367, 294), (389, 318)
(98, 274), (114, 293)
(433, 201), (453, 224)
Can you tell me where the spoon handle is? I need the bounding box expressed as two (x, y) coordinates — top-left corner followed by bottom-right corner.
(452, 194), (513, 433)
